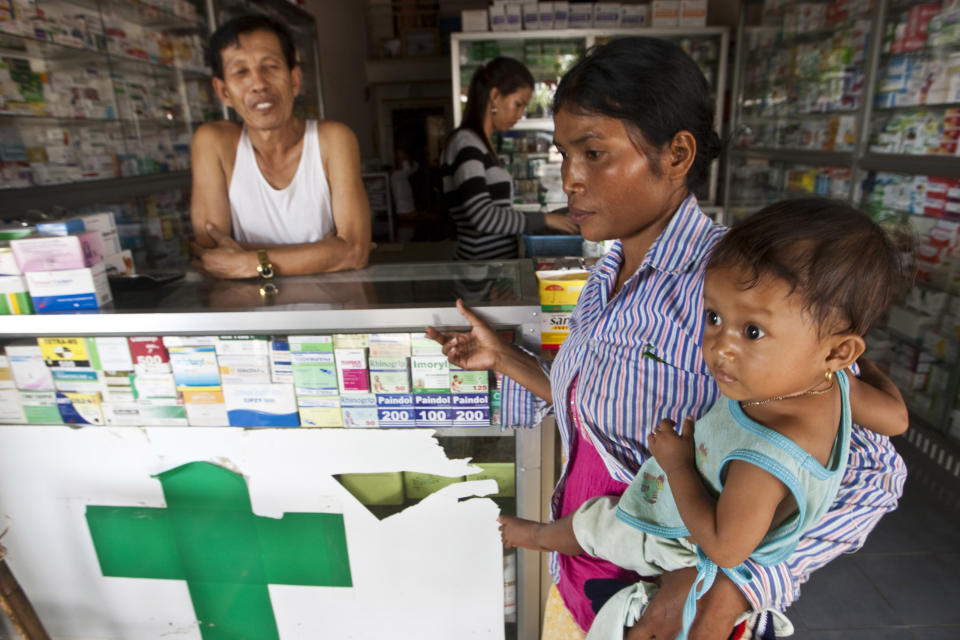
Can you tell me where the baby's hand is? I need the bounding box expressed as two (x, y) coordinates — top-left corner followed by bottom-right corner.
(648, 417), (696, 474)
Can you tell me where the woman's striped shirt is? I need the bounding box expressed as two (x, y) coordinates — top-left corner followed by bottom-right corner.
(500, 194), (906, 617)
(440, 129), (546, 260)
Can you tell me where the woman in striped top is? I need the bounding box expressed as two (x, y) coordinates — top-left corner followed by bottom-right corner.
(441, 57), (578, 260)
(428, 38), (906, 640)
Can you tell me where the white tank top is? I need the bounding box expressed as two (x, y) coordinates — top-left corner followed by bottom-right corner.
(228, 120), (335, 244)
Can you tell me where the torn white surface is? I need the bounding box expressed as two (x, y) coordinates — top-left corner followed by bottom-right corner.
(0, 426), (506, 639)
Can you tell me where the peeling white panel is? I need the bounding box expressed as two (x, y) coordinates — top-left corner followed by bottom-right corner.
(0, 426), (505, 639)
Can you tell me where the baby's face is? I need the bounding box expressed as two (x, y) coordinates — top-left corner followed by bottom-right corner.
(702, 266), (832, 404)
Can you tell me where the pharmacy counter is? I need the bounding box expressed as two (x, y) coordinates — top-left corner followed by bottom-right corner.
(0, 260), (547, 640)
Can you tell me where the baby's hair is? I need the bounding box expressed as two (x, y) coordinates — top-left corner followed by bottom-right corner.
(707, 198), (907, 336)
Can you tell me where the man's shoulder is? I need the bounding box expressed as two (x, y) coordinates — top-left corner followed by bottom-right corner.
(193, 120), (242, 152)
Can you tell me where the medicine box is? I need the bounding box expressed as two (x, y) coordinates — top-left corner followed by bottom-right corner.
(5, 344), (54, 390)
(26, 263), (112, 313)
(35, 218), (85, 236)
(335, 348), (370, 393)
(12, 232), (105, 272)
(181, 386), (228, 426)
(20, 390), (61, 423)
(461, 8), (489, 32)
(377, 393), (415, 427)
(621, 4), (650, 27)
(522, 3), (539, 29)
(138, 399), (189, 426)
(56, 391), (104, 425)
(412, 356), (451, 393)
(298, 395), (342, 428)
(169, 347), (220, 388)
(128, 336), (171, 373)
(594, 3), (621, 28)
(554, 1), (570, 28)
(0, 248), (20, 275)
(679, 0), (706, 26)
(369, 333), (411, 358)
(269, 337), (293, 383)
(291, 351), (338, 396)
(651, 0), (680, 26)
(414, 393), (453, 427)
(452, 393), (490, 427)
(102, 402), (141, 426)
(0, 388), (25, 423)
(370, 356), (411, 394)
(0, 275), (31, 314)
(569, 2), (594, 28)
(539, 2), (554, 29)
(223, 383), (299, 427)
(341, 393), (379, 428)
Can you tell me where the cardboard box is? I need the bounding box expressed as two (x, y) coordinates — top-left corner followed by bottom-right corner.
(102, 401), (142, 426)
(138, 399), (189, 426)
(5, 344), (54, 390)
(51, 368), (106, 395)
(169, 347), (220, 388)
(569, 1), (594, 28)
(128, 336), (170, 373)
(651, 0), (680, 26)
(621, 4), (650, 27)
(56, 391), (104, 425)
(335, 348), (370, 393)
(223, 383), (299, 427)
(594, 3), (621, 28)
(536, 269), (589, 350)
(376, 393), (415, 427)
(370, 356), (411, 394)
(217, 354), (271, 384)
(133, 372), (178, 400)
(539, 2), (555, 29)
(100, 230), (122, 255)
(410, 332), (443, 355)
(26, 263), (112, 313)
(103, 249), (135, 276)
(505, 3), (523, 30)
(0, 247), (20, 275)
(369, 333), (411, 358)
(341, 393), (379, 428)
(450, 369), (490, 393)
(414, 393), (453, 427)
(0, 387), (25, 423)
(298, 395), (343, 427)
(19, 390), (61, 423)
(522, 3), (540, 29)
(461, 8), (489, 32)
(181, 386), (228, 426)
(452, 393), (490, 427)
(554, 0), (570, 28)
(679, 0), (706, 26)
(0, 275), (31, 314)
(489, 4), (508, 31)
(291, 351), (338, 396)
(34, 218), (85, 236)
(12, 232), (105, 272)
(412, 356), (451, 393)
(269, 337), (293, 383)
(78, 211), (116, 234)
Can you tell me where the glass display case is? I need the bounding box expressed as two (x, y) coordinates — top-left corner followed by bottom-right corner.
(0, 0), (215, 192)
(0, 260), (546, 639)
(728, 0), (960, 442)
(450, 28), (729, 206)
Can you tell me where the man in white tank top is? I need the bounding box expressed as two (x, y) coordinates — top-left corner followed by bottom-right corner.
(190, 15), (371, 278)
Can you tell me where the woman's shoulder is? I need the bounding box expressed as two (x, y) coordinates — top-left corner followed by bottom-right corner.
(443, 128), (491, 164)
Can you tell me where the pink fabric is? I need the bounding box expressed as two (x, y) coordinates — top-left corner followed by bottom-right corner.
(557, 378), (639, 632)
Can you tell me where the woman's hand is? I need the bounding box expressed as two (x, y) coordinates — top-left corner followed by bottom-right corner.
(626, 568), (747, 640)
(425, 299), (506, 371)
(648, 417), (696, 475)
(544, 212), (580, 234)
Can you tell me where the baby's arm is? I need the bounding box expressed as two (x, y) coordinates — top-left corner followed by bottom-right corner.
(498, 514), (584, 556)
(650, 418), (788, 569)
(848, 358), (909, 436)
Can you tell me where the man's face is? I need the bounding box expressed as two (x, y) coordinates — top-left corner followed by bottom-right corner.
(212, 29), (301, 129)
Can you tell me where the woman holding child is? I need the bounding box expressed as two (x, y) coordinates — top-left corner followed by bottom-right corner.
(427, 37), (907, 640)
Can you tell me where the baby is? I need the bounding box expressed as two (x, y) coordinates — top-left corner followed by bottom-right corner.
(499, 198), (909, 639)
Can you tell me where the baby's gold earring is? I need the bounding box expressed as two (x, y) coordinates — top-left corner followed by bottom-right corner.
(825, 369), (834, 382)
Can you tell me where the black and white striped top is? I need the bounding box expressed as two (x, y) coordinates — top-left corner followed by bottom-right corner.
(441, 129), (546, 260)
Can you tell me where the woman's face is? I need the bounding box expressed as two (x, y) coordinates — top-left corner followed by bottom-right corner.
(490, 86), (532, 132)
(553, 107), (686, 245)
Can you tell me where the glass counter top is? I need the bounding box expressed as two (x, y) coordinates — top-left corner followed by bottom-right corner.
(113, 260), (538, 314)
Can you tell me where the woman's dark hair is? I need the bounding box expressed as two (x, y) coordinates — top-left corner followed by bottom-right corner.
(458, 57), (534, 157)
(208, 14), (297, 80)
(553, 37), (722, 191)
(707, 198), (909, 336)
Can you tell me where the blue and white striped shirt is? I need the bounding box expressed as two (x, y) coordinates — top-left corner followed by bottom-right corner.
(501, 193), (906, 615)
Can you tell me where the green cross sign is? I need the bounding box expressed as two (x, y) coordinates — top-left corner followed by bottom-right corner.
(86, 461), (352, 639)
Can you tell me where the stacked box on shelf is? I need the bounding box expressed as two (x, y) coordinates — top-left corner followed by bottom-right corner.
(290, 335), (339, 427)
(335, 333), (378, 428)
(410, 332), (453, 427)
(369, 333), (414, 428)
(0, 355), (26, 423)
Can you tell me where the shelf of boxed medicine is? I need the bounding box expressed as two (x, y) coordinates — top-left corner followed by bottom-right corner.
(730, 147), (855, 166)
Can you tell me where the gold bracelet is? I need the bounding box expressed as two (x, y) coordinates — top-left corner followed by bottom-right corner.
(256, 249), (274, 279)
